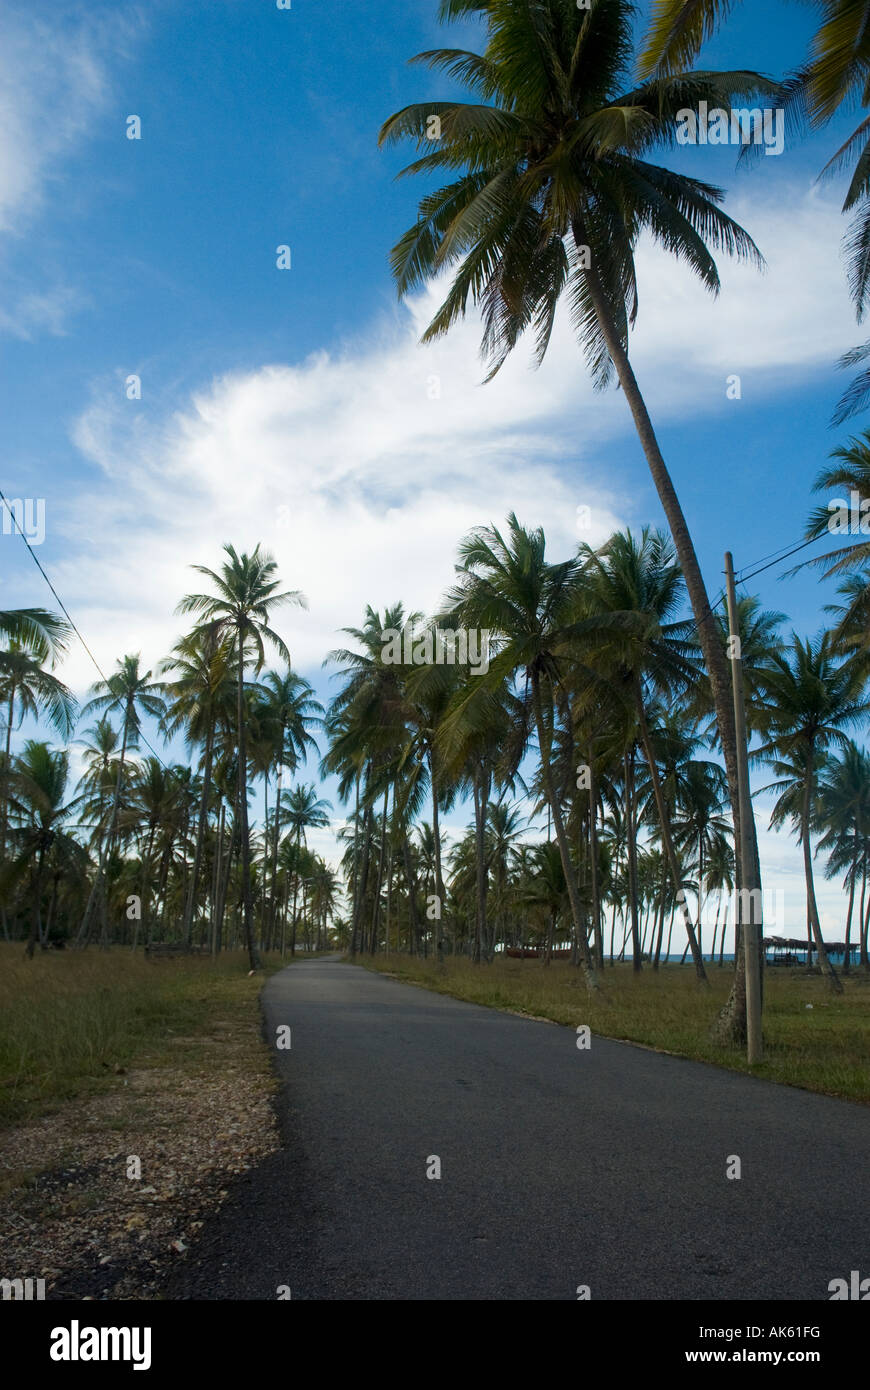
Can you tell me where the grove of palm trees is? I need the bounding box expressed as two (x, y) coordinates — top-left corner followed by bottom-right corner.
(2, 0), (870, 1324)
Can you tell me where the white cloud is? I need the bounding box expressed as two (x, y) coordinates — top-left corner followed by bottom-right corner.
(0, 3), (144, 334)
(32, 183), (860, 928)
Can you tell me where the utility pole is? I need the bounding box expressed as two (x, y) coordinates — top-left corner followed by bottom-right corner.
(724, 552), (763, 1063)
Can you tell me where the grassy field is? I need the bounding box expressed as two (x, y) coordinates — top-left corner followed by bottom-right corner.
(360, 954), (870, 1104)
(0, 944), (296, 1128)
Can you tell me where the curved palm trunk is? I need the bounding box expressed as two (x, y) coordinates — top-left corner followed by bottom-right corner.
(801, 775), (842, 993)
(581, 256), (740, 817)
(532, 670), (596, 987)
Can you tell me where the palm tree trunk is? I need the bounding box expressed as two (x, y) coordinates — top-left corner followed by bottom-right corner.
(531, 671), (596, 985)
(183, 726), (214, 947)
(269, 734), (285, 947)
(290, 826), (303, 957)
(801, 776), (842, 993)
(581, 251), (741, 825)
(25, 844), (47, 959)
(860, 847), (869, 973)
(370, 787), (389, 955)
(624, 748), (642, 973)
(1, 684), (16, 942)
(77, 710), (130, 946)
(843, 825), (858, 972)
(588, 752), (603, 970)
(235, 637), (258, 970)
(430, 750), (448, 952)
(401, 832), (420, 955)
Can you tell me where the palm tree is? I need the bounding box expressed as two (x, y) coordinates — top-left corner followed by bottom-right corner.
(441, 513), (611, 985)
(379, 0), (772, 879)
(643, 1), (870, 426)
(0, 607), (69, 657)
(816, 741), (870, 972)
(280, 784), (332, 956)
(582, 528), (709, 980)
(325, 603), (418, 955)
(0, 640), (75, 918)
(254, 669), (323, 947)
(77, 654), (166, 945)
(161, 628), (237, 946)
(1, 741), (82, 957)
(757, 632), (869, 993)
(122, 756), (188, 950)
(178, 545), (306, 970)
(520, 840), (570, 965)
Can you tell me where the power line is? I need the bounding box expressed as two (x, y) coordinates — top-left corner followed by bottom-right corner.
(734, 534), (821, 585)
(1, 488), (171, 771)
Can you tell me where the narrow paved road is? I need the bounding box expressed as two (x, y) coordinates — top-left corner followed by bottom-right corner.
(168, 957), (870, 1300)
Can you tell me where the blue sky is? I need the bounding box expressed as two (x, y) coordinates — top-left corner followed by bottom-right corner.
(1, 0), (866, 940)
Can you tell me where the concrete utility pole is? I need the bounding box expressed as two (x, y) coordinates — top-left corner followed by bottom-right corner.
(724, 552), (763, 1063)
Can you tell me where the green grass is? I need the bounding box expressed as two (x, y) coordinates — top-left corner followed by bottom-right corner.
(359, 954), (870, 1104)
(0, 944), (291, 1128)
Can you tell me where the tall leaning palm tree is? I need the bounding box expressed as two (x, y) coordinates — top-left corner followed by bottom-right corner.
(379, 0), (772, 888)
(177, 545), (306, 970)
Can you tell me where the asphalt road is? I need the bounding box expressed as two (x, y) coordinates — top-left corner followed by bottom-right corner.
(167, 956), (870, 1301)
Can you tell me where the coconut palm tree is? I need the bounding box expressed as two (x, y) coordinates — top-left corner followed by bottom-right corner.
(77, 655), (167, 946)
(441, 513), (619, 985)
(757, 631), (869, 993)
(254, 669), (323, 946)
(520, 839), (570, 965)
(177, 545), (306, 970)
(1, 741), (82, 957)
(161, 628), (238, 945)
(379, 0), (773, 872)
(0, 640), (75, 932)
(280, 784), (332, 956)
(582, 527), (709, 980)
(643, 1), (870, 425)
(816, 741), (870, 971)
